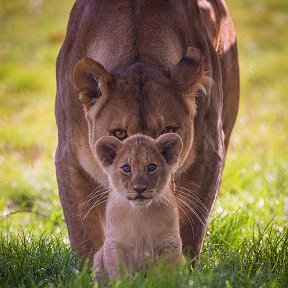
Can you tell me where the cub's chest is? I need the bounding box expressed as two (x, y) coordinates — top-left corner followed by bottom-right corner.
(110, 212), (176, 251)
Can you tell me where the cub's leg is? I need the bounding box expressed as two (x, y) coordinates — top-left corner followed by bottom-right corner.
(93, 247), (105, 282)
(103, 244), (127, 279)
(160, 244), (186, 266)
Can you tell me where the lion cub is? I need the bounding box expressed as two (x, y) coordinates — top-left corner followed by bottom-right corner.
(93, 133), (184, 279)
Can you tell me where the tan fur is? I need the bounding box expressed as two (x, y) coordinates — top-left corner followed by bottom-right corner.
(55, 0), (239, 263)
(93, 134), (184, 279)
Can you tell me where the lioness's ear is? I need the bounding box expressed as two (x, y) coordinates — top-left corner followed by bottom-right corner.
(73, 57), (112, 107)
(156, 133), (183, 166)
(95, 136), (122, 167)
(170, 47), (205, 92)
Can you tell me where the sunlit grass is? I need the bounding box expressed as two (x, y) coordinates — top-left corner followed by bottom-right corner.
(0, 0), (287, 287)
(0, 0), (70, 234)
(0, 233), (92, 288)
(0, 214), (287, 287)
(219, 0), (288, 229)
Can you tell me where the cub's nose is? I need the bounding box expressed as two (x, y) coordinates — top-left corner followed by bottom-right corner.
(133, 185), (147, 194)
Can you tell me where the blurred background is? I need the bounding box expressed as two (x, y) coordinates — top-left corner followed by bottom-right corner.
(0, 0), (287, 238)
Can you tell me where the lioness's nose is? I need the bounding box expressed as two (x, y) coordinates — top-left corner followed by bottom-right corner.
(133, 185), (147, 194)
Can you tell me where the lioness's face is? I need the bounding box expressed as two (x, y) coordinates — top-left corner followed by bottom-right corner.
(95, 134), (182, 208)
(73, 48), (206, 173)
(95, 70), (192, 168)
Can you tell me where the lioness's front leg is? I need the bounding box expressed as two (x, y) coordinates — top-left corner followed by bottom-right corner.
(177, 46), (225, 264)
(178, 160), (222, 265)
(55, 157), (106, 259)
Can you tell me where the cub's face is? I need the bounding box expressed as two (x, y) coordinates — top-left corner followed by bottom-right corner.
(95, 133), (182, 207)
(73, 48), (206, 173)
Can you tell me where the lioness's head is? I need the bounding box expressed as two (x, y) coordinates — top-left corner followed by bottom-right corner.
(73, 47), (207, 173)
(95, 133), (182, 207)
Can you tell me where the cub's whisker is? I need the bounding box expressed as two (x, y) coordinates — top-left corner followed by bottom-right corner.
(85, 186), (110, 199)
(176, 197), (206, 227)
(176, 195), (207, 223)
(175, 189), (208, 217)
(177, 204), (194, 241)
(81, 194), (108, 222)
(173, 180), (205, 192)
(81, 190), (110, 207)
(174, 186), (208, 212)
(83, 186), (110, 203)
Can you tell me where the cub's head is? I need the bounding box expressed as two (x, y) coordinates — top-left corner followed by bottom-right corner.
(95, 133), (182, 207)
(73, 47), (208, 173)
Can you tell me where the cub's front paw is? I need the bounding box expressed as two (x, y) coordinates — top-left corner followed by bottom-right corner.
(93, 247), (105, 283)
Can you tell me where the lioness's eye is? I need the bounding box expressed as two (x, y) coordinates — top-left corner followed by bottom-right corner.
(148, 164), (157, 173)
(121, 164), (131, 174)
(162, 126), (176, 134)
(114, 130), (127, 140)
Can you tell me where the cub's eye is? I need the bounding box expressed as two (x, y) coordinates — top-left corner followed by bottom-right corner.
(147, 163), (157, 173)
(114, 130), (127, 140)
(121, 164), (131, 174)
(162, 126), (176, 134)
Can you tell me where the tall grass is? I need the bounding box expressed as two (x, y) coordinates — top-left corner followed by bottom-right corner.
(1, 214), (287, 287)
(0, 233), (92, 288)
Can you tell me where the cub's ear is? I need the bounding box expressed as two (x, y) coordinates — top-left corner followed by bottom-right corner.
(73, 57), (112, 107)
(156, 133), (183, 166)
(170, 47), (205, 92)
(95, 136), (123, 167)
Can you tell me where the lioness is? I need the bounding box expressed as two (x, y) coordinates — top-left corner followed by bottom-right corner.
(93, 133), (184, 279)
(55, 0), (239, 263)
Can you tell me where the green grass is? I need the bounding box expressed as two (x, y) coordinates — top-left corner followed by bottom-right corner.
(0, 0), (287, 287)
(0, 233), (92, 288)
(1, 215), (287, 287)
